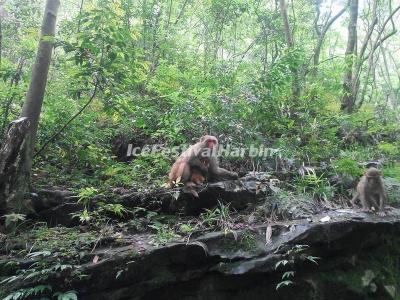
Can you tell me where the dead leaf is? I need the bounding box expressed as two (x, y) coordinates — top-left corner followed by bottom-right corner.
(320, 216), (331, 222)
(93, 255), (100, 264)
(265, 225), (272, 245)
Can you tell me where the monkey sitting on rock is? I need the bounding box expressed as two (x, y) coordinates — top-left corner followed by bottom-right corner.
(351, 167), (387, 216)
(167, 135), (238, 197)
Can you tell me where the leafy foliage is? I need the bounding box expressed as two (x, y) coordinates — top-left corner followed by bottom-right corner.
(1, 0), (398, 196)
(1, 0), (400, 297)
(275, 244), (320, 290)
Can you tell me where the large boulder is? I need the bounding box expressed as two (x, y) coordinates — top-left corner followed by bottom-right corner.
(3, 208), (400, 300)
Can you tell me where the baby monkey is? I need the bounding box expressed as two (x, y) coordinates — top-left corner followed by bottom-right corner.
(190, 157), (210, 185)
(351, 167), (387, 216)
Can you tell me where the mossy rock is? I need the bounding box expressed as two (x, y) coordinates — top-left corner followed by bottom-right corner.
(384, 177), (400, 205)
(260, 192), (318, 220)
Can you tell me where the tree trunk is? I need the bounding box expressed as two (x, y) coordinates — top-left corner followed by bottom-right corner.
(0, 0), (60, 215)
(381, 47), (397, 108)
(279, 0), (300, 101)
(312, 1), (347, 76)
(358, 42), (378, 109)
(279, 0), (293, 47)
(0, 118), (30, 215)
(340, 0), (358, 113)
(0, 14), (2, 69)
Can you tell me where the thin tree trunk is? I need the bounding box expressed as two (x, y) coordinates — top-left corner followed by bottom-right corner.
(279, 0), (293, 47)
(387, 49), (400, 83)
(149, 0), (161, 74)
(166, 0), (173, 29)
(0, 14), (2, 69)
(312, 0), (347, 76)
(279, 0), (300, 101)
(342, 2), (399, 112)
(351, 0), (378, 104)
(341, 0), (358, 113)
(358, 44), (378, 109)
(0, 0), (60, 213)
(142, 0), (148, 52)
(381, 47), (397, 107)
(1, 59), (25, 139)
(174, 0), (189, 25)
(77, 0), (85, 34)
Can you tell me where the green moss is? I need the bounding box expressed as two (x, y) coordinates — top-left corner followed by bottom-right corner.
(151, 270), (175, 286)
(239, 231), (259, 252)
(318, 237), (400, 297)
(3, 226), (98, 264)
(216, 235), (239, 251)
(0, 260), (18, 277)
(371, 239), (400, 286)
(213, 232), (263, 257)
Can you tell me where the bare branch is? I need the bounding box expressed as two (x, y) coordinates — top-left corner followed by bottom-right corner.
(34, 81), (99, 158)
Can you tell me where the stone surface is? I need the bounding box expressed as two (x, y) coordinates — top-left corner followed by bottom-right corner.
(384, 177), (400, 205)
(6, 208), (399, 300)
(16, 174), (400, 300)
(32, 172), (275, 225)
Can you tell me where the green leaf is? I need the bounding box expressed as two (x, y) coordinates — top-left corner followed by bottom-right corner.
(275, 260), (289, 269)
(282, 271), (294, 279)
(276, 280), (293, 290)
(306, 256), (320, 265)
(54, 290), (78, 300)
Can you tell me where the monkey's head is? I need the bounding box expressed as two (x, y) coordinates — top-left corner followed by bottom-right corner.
(200, 135), (218, 150)
(365, 167), (381, 180)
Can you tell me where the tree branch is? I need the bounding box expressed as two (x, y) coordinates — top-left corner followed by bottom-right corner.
(34, 81), (99, 158)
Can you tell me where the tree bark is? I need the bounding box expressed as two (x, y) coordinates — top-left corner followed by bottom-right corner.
(279, 0), (293, 47)
(0, 118), (30, 215)
(340, 0), (358, 113)
(358, 41), (378, 109)
(0, 14), (2, 69)
(341, 1), (399, 113)
(279, 0), (300, 101)
(0, 0), (60, 214)
(381, 47), (397, 108)
(312, 0), (347, 76)
(20, 0), (60, 158)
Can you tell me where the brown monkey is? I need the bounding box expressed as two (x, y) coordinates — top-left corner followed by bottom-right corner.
(167, 135), (238, 196)
(190, 169), (206, 185)
(190, 158), (209, 185)
(167, 137), (213, 187)
(351, 167), (387, 216)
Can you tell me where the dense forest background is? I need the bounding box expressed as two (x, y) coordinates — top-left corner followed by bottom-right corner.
(0, 0), (399, 196)
(1, 1), (400, 298)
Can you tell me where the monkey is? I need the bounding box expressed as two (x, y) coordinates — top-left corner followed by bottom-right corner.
(167, 135), (238, 196)
(351, 167), (387, 216)
(186, 157), (213, 197)
(167, 139), (211, 187)
(190, 168), (206, 185)
(190, 158), (209, 185)
(181, 159), (209, 197)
